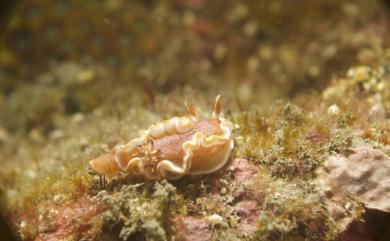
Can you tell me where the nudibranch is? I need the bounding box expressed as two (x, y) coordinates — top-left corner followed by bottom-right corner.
(89, 95), (234, 180)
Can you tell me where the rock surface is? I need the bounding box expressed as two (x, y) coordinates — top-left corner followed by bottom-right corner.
(172, 216), (212, 241)
(235, 200), (260, 236)
(211, 158), (264, 201)
(34, 196), (98, 241)
(317, 147), (390, 229)
(173, 158), (265, 240)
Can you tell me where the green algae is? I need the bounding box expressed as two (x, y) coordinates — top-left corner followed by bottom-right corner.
(249, 177), (337, 241)
(233, 103), (323, 179)
(96, 181), (179, 241)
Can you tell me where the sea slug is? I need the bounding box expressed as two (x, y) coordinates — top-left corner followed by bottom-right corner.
(89, 95), (234, 180)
